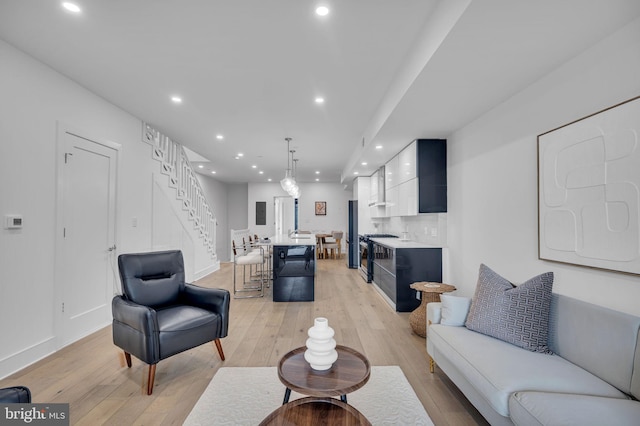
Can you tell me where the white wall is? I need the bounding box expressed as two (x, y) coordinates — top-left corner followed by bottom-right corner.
(447, 17), (640, 315)
(0, 39), (216, 378)
(248, 182), (352, 250)
(228, 183), (249, 231)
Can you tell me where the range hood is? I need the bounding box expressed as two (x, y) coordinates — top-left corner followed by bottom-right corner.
(368, 166), (387, 206)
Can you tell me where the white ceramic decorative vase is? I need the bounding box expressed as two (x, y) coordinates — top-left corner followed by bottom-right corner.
(304, 317), (338, 371)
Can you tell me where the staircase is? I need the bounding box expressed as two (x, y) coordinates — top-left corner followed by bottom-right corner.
(142, 122), (217, 261)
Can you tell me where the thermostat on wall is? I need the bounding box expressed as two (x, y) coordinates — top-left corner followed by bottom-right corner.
(5, 215), (23, 229)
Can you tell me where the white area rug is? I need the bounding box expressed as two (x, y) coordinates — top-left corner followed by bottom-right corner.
(184, 366), (433, 425)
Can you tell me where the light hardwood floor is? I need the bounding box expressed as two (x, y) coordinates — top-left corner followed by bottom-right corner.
(0, 259), (487, 425)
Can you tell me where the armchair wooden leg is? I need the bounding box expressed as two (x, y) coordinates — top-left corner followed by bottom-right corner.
(124, 352), (132, 368)
(147, 364), (157, 395)
(214, 339), (225, 361)
(429, 356), (435, 374)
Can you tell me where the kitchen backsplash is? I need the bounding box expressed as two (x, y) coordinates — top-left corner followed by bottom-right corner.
(371, 213), (447, 246)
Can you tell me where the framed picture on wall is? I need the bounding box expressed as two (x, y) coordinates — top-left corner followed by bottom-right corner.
(315, 201), (326, 216)
(538, 95), (640, 275)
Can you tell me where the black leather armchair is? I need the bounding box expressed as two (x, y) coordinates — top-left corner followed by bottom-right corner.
(0, 386), (31, 403)
(112, 250), (229, 395)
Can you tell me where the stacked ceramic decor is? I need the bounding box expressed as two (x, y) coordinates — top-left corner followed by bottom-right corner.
(304, 317), (338, 370)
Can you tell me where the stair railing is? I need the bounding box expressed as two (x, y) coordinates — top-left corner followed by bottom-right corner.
(142, 122), (217, 258)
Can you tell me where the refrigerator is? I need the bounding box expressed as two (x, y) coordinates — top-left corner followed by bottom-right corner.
(347, 200), (358, 268)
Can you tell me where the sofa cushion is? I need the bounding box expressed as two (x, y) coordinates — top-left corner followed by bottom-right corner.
(509, 391), (640, 426)
(465, 264), (554, 353)
(549, 294), (640, 399)
(440, 295), (471, 326)
(428, 323), (626, 417)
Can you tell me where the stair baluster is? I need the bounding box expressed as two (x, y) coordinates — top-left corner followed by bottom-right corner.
(142, 122), (217, 258)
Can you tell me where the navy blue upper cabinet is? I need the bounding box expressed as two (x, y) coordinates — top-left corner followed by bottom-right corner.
(417, 139), (447, 213)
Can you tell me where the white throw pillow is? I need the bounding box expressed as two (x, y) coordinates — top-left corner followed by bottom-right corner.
(440, 294), (472, 326)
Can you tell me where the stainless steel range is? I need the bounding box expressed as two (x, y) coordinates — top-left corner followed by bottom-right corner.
(358, 234), (398, 282)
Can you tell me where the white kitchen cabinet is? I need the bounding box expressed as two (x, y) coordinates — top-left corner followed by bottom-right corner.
(385, 155), (399, 190)
(398, 141), (417, 185)
(397, 178), (418, 216)
(385, 185), (399, 217)
(369, 170), (379, 204)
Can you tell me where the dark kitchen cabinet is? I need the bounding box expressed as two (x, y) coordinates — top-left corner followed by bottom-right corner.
(372, 242), (442, 312)
(417, 139), (447, 213)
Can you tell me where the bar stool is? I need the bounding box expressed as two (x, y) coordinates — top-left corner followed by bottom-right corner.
(232, 240), (264, 298)
(254, 234), (272, 287)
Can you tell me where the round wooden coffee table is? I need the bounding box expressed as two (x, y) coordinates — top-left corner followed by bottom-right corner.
(409, 282), (456, 337)
(277, 345), (370, 404)
(259, 396), (371, 426)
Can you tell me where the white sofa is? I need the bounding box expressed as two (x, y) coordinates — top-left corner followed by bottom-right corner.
(427, 294), (640, 426)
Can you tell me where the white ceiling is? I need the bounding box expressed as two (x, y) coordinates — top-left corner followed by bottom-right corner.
(1, 0), (639, 185)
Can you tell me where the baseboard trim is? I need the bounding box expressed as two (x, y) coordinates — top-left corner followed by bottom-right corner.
(194, 261), (220, 281)
(0, 336), (56, 380)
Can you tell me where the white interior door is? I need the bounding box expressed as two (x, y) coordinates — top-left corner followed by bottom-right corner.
(274, 196), (294, 236)
(56, 130), (118, 346)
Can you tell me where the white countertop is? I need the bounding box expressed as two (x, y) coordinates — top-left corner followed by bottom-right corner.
(270, 234), (317, 246)
(369, 237), (444, 249)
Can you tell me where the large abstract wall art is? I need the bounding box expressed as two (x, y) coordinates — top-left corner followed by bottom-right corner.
(538, 96), (640, 275)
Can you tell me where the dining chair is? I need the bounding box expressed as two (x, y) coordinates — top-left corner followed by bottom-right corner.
(323, 231), (343, 259)
(316, 234), (325, 259)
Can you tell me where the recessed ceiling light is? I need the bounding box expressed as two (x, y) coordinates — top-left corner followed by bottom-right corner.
(315, 171), (320, 174)
(361, 162), (367, 166)
(198, 165), (203, 169)
(353, 171), (359, 175)
(315, 6), (329, 16)
(211, 171), (216, 174)
(237, 153), (244, 157)
(216, 134), (224, 140)
(315, 97), (325, 104)
(171, 96), (182, 104)
(268, 178), (272, 182)
(315, 178), (320, 182)
(259, 171), (264, 174)
(62, 2), (81, 13)
(234, 156), (240, 160)
(375, 145), (383, 150)
(252, 165), (257, 169)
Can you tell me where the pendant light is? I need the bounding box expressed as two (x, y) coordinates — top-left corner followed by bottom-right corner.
(280, 138), (295, 193)
(290, 158), (300, 198)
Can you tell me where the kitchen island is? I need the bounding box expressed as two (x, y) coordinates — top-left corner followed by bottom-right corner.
(271, 234), (316, 302)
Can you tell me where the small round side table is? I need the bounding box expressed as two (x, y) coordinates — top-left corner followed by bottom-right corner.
(409, 282), (456, 338)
